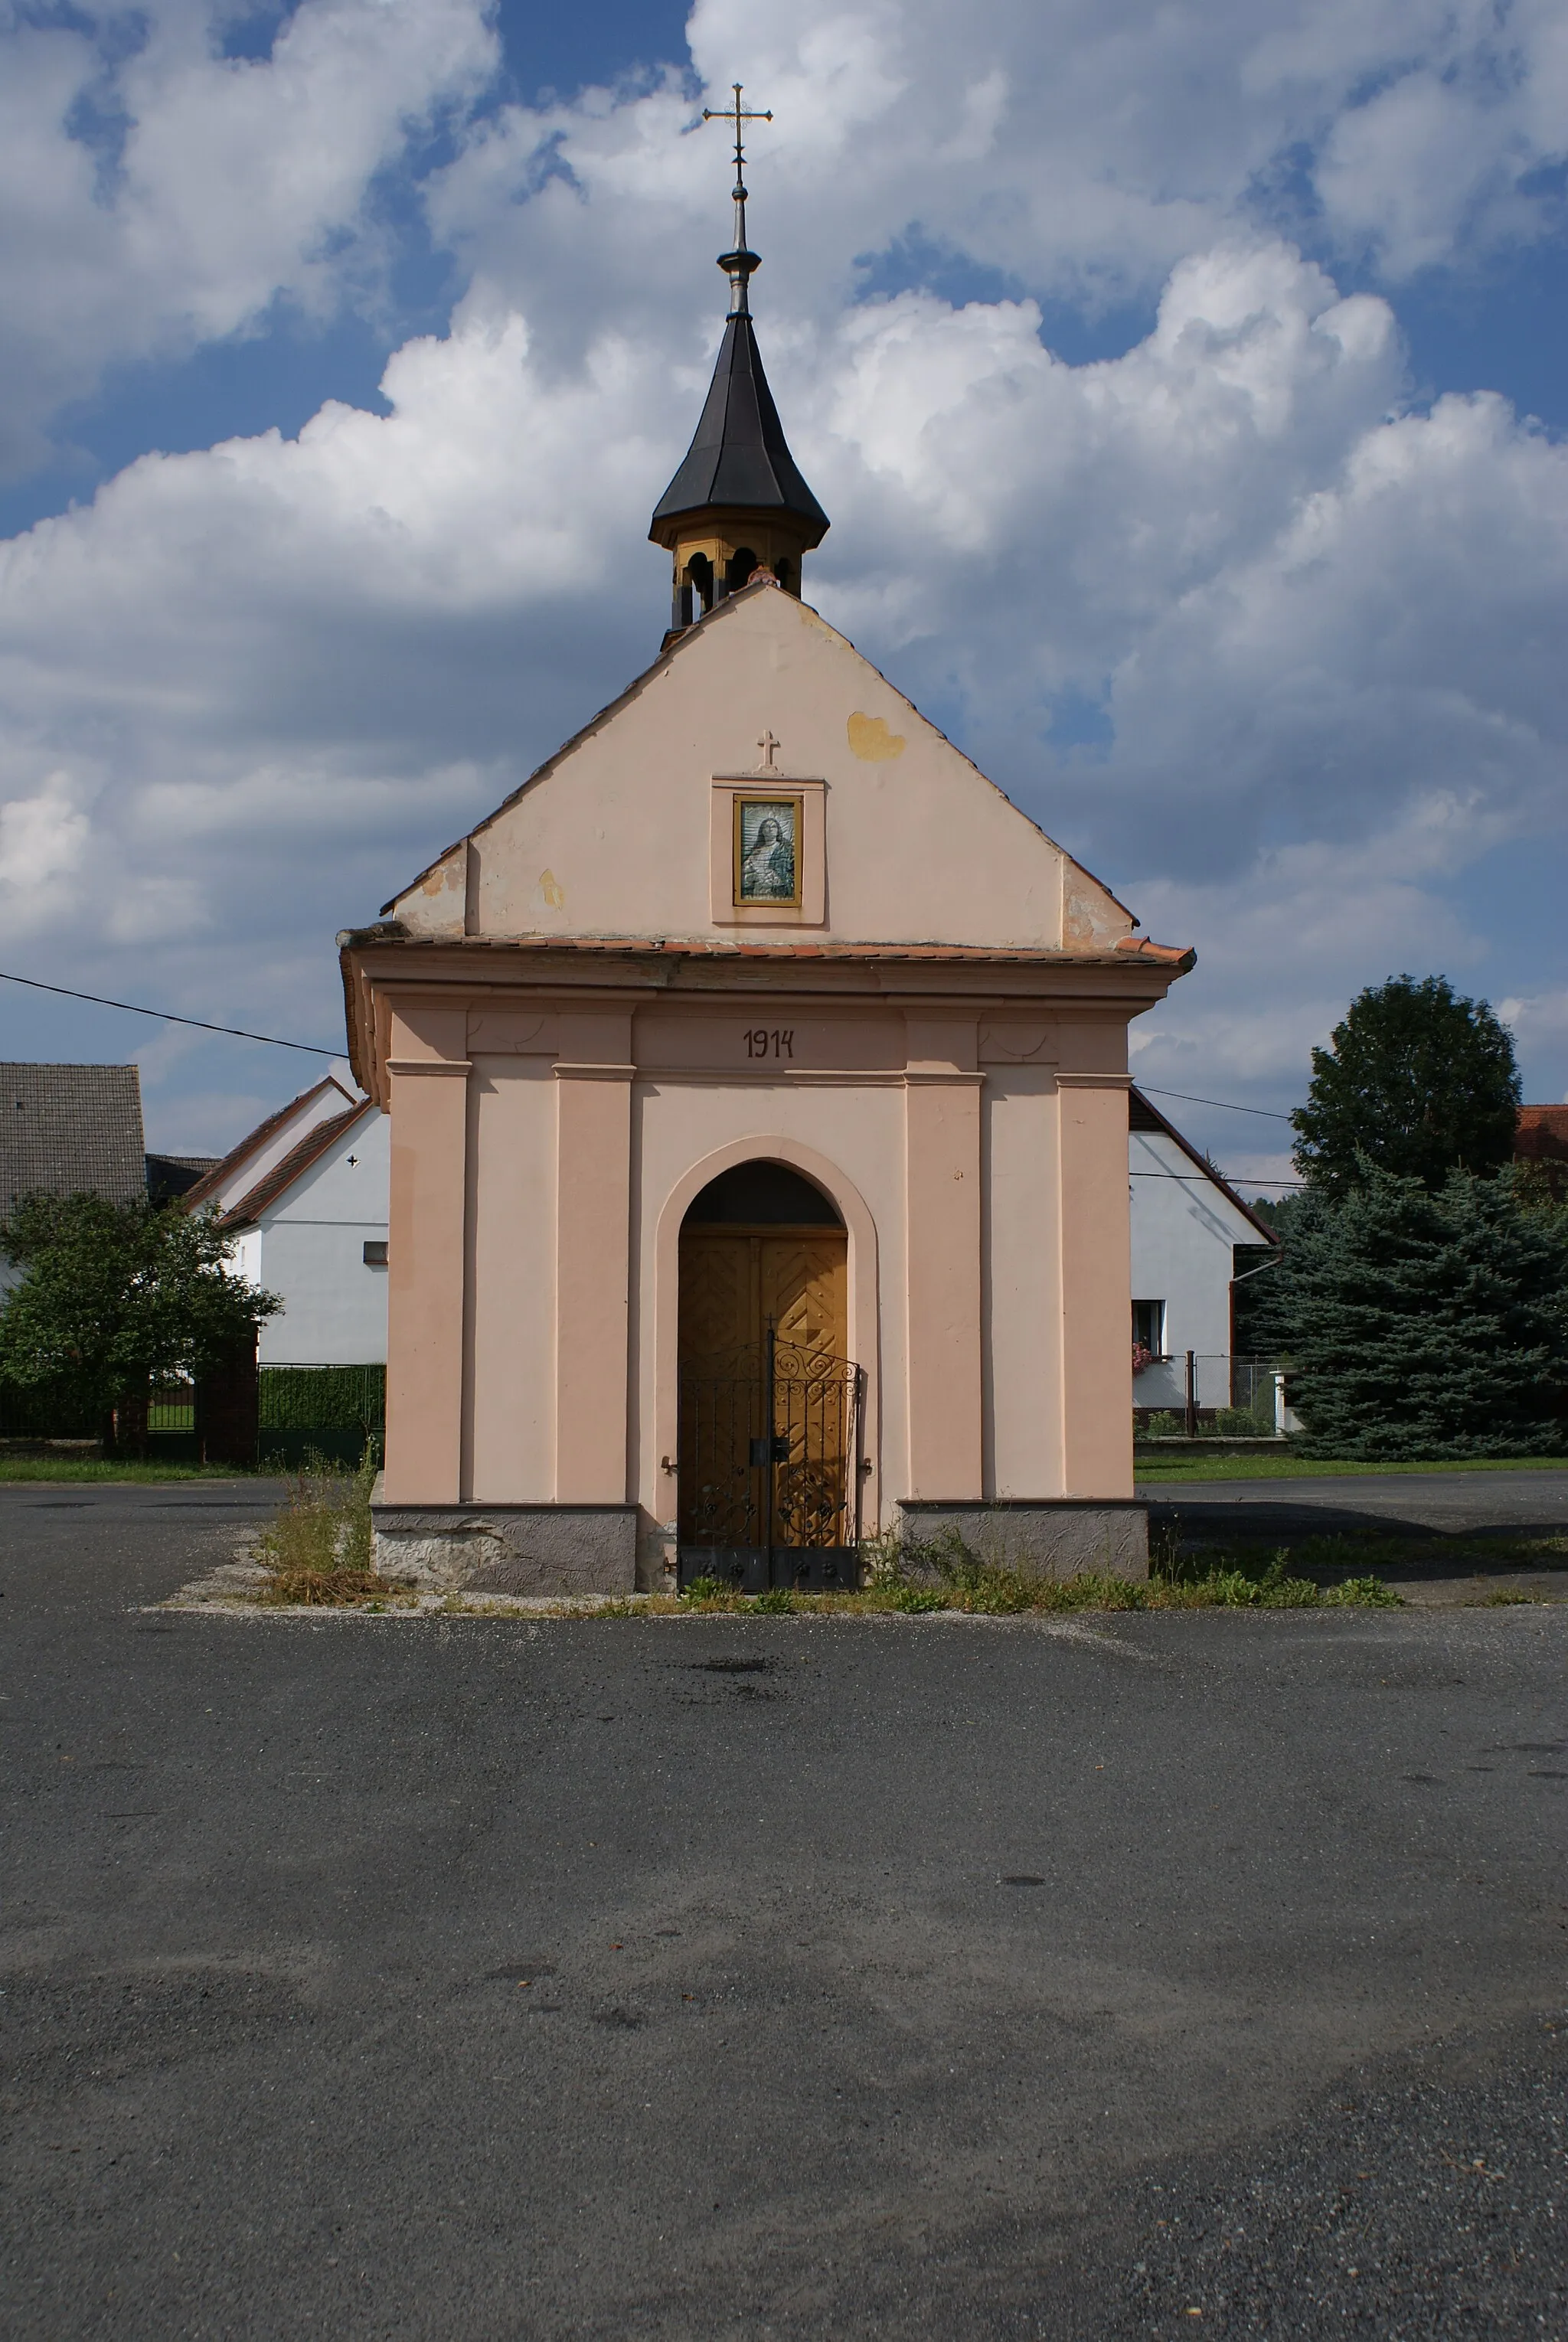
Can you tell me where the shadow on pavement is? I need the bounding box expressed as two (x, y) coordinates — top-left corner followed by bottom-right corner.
(1148, 1496), (1567, 1585)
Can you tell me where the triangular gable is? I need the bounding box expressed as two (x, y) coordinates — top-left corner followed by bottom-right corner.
(182, 1076), (357, 1216)
(1130, 1088), (1280, 1243)
(220, 1100), (377, 1229)
(386, 583), (1139, 955)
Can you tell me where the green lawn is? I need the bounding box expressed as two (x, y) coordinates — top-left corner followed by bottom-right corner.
(1136, 1452), (1568, 1482)
(0, 1458), (265, 1483)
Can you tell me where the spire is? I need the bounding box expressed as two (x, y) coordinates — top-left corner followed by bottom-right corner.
(650, 85), (829, 642)
(651, 315), (829, 531)
(707, 80), (767, 320)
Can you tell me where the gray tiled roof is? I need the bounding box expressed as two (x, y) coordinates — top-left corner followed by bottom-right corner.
(145, 1152), (220, 1204)
(1, 1063), (148, 1211)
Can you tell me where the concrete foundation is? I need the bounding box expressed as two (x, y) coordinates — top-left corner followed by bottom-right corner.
(896, 1498), (1148, 1582)
(371, 1495), (638, 1594)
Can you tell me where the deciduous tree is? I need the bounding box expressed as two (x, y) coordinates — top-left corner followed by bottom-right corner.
(0, 1193), (279, 1436)
(1292, 975), (1521, 1195)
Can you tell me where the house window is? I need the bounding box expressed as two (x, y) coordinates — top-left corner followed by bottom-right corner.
(363, 1240), (388, 1267)
(1132, 1299), (1165, 1358)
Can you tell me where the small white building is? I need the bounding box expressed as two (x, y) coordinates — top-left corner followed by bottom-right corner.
(184, 1076), (390, 1365)
(1129, 1087), (1279, 1418)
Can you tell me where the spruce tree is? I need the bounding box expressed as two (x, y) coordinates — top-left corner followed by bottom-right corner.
(1275, 1167), (1568, 1459)
(1292, 975), (1521, 1195)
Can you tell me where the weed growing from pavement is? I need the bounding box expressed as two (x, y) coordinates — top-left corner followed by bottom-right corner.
(256, 1449), (416, 1609)
(648, 1529), (1412, 1618)
(237, 1503), (1563, 1618)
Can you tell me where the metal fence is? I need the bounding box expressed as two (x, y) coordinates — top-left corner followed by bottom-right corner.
(1, 1362), (387, 1465)
(0, 1378), (197, 1450)
(148, 1383), (196, 1432)
(0, 1383), (98, 1439)
(1134, 1353), (1295, 1436)
(257, 1364), (385, 1468)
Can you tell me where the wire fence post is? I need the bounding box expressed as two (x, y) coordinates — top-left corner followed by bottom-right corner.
(1184, 1349), (1198, 1441)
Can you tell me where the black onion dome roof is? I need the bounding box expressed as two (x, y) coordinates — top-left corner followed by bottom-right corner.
(651, 313), (828, 535)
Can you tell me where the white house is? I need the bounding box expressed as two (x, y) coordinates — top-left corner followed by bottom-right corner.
(1129, 1087), (1279, 1419)
(185, 1076), (390, 1365)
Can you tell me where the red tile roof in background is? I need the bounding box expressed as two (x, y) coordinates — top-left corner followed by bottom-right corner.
(1517, 1104), (1568, 1162)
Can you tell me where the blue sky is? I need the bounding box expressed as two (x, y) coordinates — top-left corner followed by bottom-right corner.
(1, 0), (1565, 1183)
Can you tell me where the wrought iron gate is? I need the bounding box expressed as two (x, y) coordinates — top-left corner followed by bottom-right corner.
(678, 1325), (864, 1591)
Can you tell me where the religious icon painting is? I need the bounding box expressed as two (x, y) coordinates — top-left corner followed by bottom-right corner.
(733, 795), (802, 907)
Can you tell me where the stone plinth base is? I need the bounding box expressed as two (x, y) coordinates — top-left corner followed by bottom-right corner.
(896, 1499), (1148, 1582)
(371, 1495), (637, 1594)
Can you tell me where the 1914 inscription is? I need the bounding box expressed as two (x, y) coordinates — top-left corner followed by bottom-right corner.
(744, 1028), (795, 1059)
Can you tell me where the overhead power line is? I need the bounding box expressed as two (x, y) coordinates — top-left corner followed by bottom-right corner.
(1131, 1172), (1305, 1185)
(0, 968), (338, 1057)
(0, 968), (1306, 1131)
(1138, 1084), (1294, 1122)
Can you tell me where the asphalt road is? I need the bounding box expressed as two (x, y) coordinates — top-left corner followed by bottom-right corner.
(3, 1484), (1566, 2340)
(1142, 1465), (1568, 1551)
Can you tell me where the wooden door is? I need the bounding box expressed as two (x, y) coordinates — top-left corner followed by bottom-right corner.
(678, 1227), (847, 1367)
(678, 1224), (848, 1554)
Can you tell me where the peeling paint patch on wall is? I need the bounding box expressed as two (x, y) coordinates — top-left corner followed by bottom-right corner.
(847, 712), (906, 762)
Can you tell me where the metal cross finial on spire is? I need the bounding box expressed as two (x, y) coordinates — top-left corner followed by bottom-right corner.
(702, 82), (772, 316)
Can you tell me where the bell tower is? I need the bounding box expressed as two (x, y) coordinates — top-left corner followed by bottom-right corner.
(650, 86), (829, 645)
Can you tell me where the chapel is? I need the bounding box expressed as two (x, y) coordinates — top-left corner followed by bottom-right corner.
(340, 103), (1194, 1593)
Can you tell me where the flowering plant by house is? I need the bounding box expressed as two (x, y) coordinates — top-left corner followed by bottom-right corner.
(1132, 1341), (1155, 1377)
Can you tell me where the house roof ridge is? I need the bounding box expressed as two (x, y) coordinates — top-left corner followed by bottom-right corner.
(180, 1076), (353, 1210)
(217, 1099), (375, 1229)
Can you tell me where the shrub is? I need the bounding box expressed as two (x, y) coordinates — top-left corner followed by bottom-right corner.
(256, 1446), (408, 1606)
(1321, 1574), (1405, 1608)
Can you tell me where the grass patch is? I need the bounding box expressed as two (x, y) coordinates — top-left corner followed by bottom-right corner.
(256, 1449), (416, 1609)
(0, 1457), (263, 1483)
(654, 1528), (1410, 1618)
(1136, 1452), (1568, 1483)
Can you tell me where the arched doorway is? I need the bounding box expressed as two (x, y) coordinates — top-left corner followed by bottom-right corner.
(677, 1161), (863, 1589)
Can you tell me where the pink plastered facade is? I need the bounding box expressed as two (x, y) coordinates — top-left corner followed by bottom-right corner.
(342, 584), (1191, 1589)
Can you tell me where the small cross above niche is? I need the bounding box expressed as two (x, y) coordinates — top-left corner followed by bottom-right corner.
(756, 729), (780, 771)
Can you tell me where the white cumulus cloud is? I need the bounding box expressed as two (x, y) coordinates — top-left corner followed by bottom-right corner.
(0, 0), (497, 474)
(2, 3), (1567, 1146)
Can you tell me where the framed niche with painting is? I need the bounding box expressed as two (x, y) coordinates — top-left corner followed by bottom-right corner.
(733, 795), (804, 910)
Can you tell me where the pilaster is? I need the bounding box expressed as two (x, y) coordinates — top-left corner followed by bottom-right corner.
(1057, 1070), (1135, 1497)
(903, 1015), (982, 1499)
(554, 1011), (634, 1501)
(382, 1002), (469, 1503)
